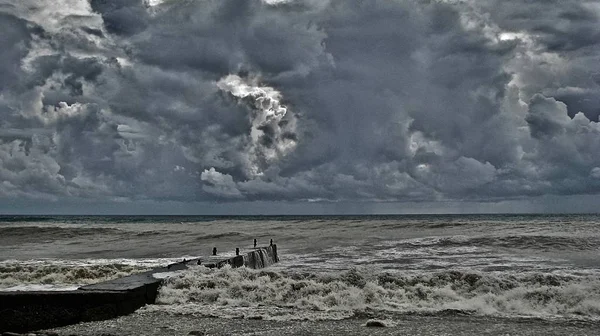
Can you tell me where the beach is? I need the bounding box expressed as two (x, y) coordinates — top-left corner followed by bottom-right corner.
(42, 311), (600, 336)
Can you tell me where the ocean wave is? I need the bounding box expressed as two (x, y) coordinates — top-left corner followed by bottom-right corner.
(194, 232), (246, 240)
(0, 216), (60, 223)
(153, 266), (600, 321)
(0, 226), (121, 242)
(400, 235), (600, 251)
(0, 261), (150, 288)
(135, 229), (185, 237)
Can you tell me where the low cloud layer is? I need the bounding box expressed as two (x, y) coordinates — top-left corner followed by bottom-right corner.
(1, 0), (600, 212)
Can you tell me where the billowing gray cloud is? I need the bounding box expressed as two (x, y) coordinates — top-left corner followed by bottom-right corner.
(1, 0), (600, 212)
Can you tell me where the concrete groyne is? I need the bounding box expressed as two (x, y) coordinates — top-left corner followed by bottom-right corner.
(0, 245), (279, 333)
(205, 243), (278, 269)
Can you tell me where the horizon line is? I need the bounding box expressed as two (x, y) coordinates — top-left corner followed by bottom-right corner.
(1, 212), (599, 217)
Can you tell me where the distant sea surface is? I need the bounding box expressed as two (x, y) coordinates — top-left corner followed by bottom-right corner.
(1, 214), (600, 323)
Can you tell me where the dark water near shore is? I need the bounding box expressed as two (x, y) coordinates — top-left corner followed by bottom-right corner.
(1, 214), (600, 323)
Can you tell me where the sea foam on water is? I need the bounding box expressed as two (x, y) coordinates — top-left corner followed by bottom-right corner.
(0, 259), (161, 291)
(150, 265), (600, 321)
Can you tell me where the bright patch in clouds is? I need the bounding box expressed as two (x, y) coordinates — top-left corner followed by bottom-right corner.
(217, 75), (297, 175)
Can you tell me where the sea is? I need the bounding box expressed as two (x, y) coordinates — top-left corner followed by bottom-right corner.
(1, 214), (600, 330)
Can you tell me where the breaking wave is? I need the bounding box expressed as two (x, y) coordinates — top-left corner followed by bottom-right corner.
(0, 260), (152, 289)
(152, 266), (600, 321)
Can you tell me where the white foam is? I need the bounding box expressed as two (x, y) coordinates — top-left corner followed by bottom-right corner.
(1, 284), (79, 291)
(152, 271), (186, 279)
(151, 266), (600, 321)
(0, 258), (160, 290)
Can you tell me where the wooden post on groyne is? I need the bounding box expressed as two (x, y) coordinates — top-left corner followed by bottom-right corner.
(0, 244), (279, 333)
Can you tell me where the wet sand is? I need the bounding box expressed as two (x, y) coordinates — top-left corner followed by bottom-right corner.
(42, 311), (600, 336)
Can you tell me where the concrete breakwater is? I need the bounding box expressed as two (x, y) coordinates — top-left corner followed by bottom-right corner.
(205, 244), (278, 269)
(0, 245), (279, 333)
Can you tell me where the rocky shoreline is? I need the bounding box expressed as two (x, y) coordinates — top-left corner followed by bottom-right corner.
(7, 311), (596, 336)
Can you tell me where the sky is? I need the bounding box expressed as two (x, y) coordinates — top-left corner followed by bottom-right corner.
(1, 0), (600, 214)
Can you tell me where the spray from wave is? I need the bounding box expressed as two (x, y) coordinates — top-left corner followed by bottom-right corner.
(150, 266), (600, 321)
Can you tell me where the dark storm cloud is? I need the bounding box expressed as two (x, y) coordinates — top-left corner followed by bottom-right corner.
(90, 0), (149, 36)
(2, 0), (600, 210)
(473, 0), (600, 126)
(480, 0), (600, 52)
(0, 14), (29, 89)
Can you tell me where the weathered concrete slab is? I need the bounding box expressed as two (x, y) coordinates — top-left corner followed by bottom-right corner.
(0, 290), (144, 332)
(80, 261), (193, 292)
